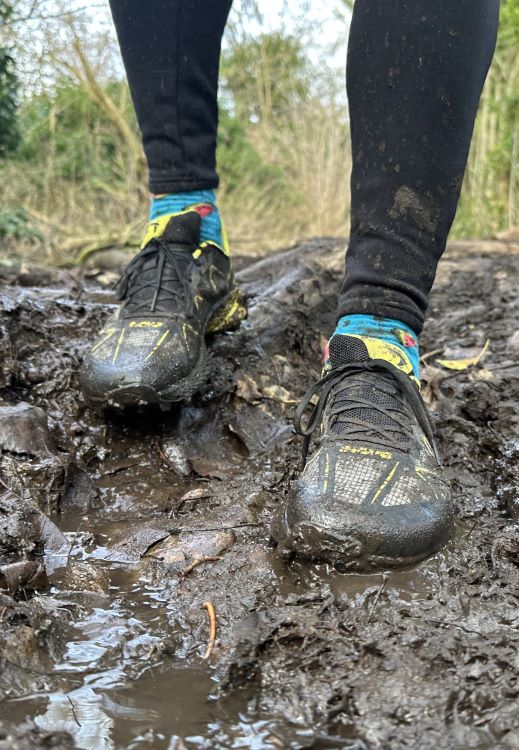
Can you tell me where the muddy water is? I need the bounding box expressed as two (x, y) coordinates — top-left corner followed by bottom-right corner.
(1, 240), (519, 749)
(4, 508), (451, 750)
(4, 537), (229, 749)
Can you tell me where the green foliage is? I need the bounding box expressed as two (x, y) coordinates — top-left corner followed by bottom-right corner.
(16, 80), (136, 186)
(0, 207), (42, 241)
(0, 2), (19, 154)
(0, 8), (517, 263)
(12, 73), (287, 203)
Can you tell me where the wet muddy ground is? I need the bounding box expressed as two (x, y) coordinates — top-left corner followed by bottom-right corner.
(0, 238), (518, 750)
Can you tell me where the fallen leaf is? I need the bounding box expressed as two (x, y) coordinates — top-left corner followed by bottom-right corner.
(189, 456), (230, 480)
(110, 525), (170, 561)
(160, 439), (193, 477)
(0, 560), (48, 595)
(471, 367), (495, 382)
(229, 403), (293, 454)
(62, 561), (110, 595)
(145, 530), (235, 565)
(420, 364), (450, 409)
(235, 372), (262, 403)
(179, 488), (213, 503)
(436, 339), (490, 370)
(261, 384), (297, 405)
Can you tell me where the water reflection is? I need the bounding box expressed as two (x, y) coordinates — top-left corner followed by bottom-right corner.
(36, 687), (114, 750)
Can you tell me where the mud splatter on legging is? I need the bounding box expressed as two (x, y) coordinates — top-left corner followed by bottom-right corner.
(340, 0), (499, 331)
(108, 0), (499, 331)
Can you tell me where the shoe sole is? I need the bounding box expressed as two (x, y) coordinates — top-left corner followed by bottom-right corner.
(85, 287), (247, 411)
(271, 507), (451, 572)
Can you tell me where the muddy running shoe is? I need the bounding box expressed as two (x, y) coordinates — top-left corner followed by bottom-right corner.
(272, 334), (453, 570)
(80, 209), (246, 409)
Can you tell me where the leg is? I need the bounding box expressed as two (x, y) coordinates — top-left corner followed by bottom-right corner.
(272, 0), (499, 570)
(340, 0), (499, 333)
(108, 0), (233, 194)
(81, 0), (246, 410)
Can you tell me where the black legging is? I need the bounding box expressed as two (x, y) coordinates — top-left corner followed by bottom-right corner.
(108, 0), (499, 333)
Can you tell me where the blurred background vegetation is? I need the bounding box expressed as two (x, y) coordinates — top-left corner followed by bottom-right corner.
(0, 0), (518, 266)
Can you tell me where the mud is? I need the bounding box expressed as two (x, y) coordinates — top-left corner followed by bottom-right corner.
(0, 239), (518, 749)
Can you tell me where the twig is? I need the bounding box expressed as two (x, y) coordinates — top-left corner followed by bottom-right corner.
(10, 5), (105, 25)
(166, 523), (262, 534)
(67, 695), (82, 727)
(407, 615), (491, 639)
(203, 601), (217, 659)
(367, 572), (389, 623)
(154, 440), (170, 467)
(488, 362), (519, 372)
(65, 530), (79, 569)
(180, 556), (223, 577)
(464, 518), (480, 540)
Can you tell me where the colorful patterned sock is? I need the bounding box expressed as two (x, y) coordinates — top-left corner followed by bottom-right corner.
(327, 314), (421, 383)
(149, 189), (225, 251)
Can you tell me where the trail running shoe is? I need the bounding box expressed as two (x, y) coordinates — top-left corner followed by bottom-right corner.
(80, 209), (246, 409)
(272, 333), (453, 570)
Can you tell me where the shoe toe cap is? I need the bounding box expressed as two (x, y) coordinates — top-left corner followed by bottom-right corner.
(80, 321), (201, 405)
(272, 454), (453, 570)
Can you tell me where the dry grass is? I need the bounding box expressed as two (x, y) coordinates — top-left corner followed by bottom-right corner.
(1, 93), (350, 264)
(223, 99), (350, 255)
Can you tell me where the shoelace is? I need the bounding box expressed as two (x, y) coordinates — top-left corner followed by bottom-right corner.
(115, 240), (197, 315)
(294, 359), (441, 469)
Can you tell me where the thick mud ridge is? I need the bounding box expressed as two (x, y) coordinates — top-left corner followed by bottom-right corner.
(0, 239), (518, 750)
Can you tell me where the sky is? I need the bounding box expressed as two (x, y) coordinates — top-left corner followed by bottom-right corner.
(66, 0), (350, 69)
(232, 0), (349, 68)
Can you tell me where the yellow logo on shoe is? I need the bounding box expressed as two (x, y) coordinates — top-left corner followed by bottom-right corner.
(129, 321), (164, 328)
(340, 444), (393, 459)
(359, 336), (413, 373)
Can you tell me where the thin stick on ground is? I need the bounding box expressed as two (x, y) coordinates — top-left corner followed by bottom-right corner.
(202, 601), (217, 660)
(367, 572), (389, 623)
(180, 556), (223, 578)
(67, 695), (81, 727)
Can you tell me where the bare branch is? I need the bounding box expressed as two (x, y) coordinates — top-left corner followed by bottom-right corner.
(8, 3), (104, 26)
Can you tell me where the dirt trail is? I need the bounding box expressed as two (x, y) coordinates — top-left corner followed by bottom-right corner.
(0, 239), (518, 750)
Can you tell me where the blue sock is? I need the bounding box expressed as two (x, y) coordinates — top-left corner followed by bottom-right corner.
(329, 314), (420, 381)
(149, 189), (224, 250)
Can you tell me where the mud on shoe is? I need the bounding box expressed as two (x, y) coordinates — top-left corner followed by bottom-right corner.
(80, 209), (246, 409)
(272, 333), (453, 571)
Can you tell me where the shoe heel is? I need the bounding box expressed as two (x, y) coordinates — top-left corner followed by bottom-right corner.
(207, 287), (247, 334)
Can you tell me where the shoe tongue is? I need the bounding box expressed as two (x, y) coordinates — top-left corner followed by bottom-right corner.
(328, 333), (414, 379)
(328, 334), (370, 367)
(121, 211), (202, 315)
(327, 333), (410, 444)
(162, 211), (201, 245)
(141, 210), (201, 249)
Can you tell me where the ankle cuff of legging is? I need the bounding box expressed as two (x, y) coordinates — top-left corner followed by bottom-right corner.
(148, 176), (219, 194)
